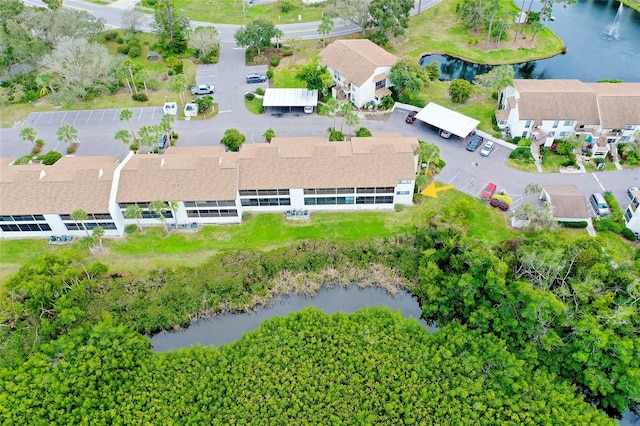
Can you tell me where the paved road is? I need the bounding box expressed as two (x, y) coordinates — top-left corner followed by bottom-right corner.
(20, 0), (442, 41)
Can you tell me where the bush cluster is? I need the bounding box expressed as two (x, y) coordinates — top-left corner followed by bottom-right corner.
(132, 93), (148, 102)
(509, 147), (533, 162)
(244, 92), (255, 100)
(559, 221), (588, 228)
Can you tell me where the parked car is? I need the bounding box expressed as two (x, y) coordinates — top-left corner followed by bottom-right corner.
(246, 72), (267, 83)
(304, 106), (314, 114)
(479, 140), (494, 157)
(627, 186), (640, 200)
(439, 130), (451, 139)
(405, 111), (418, 124)
(157, 134), (168, 150)
(190, 84), (215, 95)
(590, 192), (610, 216)
(480, 182), (497, 201)
(466, 135), (484, 151)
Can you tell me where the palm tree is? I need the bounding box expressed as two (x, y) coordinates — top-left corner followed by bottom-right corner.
(56, 124), (79, 151)
(119, 108), (138, 142)
(148, 201), (169, 232)
(170, 74), (188, 107)
(70, 209), (90, 237)
(325, 97), (340, 131)
(417, 141), (441, 173)
(344, 109), (360, 138)
(124, 204), (144, 233)
(114, 129), (133, 147)
(92, 226), (105, 252)
(263, 128), (275, 143)
(167, 201), (179, 227)
(20, 127), (38, 146)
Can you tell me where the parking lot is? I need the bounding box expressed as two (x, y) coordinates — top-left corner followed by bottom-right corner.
(23, 107), (165, 128)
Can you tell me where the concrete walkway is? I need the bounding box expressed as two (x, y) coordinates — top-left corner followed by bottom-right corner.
(108, 0), (139, 10)
(530, 141), (544, 173)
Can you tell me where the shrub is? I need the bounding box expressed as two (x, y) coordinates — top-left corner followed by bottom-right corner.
(173, 63), (183, 74)
(66, 144), (77, 154)
(116, 37), (125, 44)
(132, 93), (148, 102)
(282, 49), (293, 57)
(165, 56), (180, 68)
(518, 138), (532, 147)
(171, 132), (178, 140)
(104, 30), (119, 41)
(146, 0), (157, 5)
(255, 87), (265, 96)
(245, 92), (255, 100)
(355, 127), (372, 137)
(509, 147), (533, 162)
(449, 79), (472, 103)
(380, 96), (395, 110)
(559, 221), (588, 228)
(31, 144), (43, 155)
(621, 228), (638, 241)
(38, 150), (62, 165)
(130, 143), (139, 151)
(280, 0), (293, 13)
(125, 224), (138, 234)
(328, 129), (344, 141)
(117, 45), (131, 55)
(128, 46), (142, 58)
(270, 56), (280, 67)
(593, 217), (623, 233)
(266, 69), (274, 80)
(167, 69), (175, 76)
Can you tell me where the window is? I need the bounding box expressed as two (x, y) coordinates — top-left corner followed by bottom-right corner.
(184, 200), (236, 208)
(1, 223), (51, 232)
(552, 121), (559, 128)
(1, 214), (47, 222)
(522, 131), (528, 138)
(625, 208), (632, 221)
(498, 120), (507, 126)
(396, 191), (410, 195)
(65, 222), (116, 231)
(525, 120), (533, 128)
(397, 179), (412, 185)
(118, 202), (150, 209)
(356, 196), (375, 204)
(186, 209), (238, 218)
(559, 131), (570, 137)
(625, 125), (635, 130)
(564, 120), (574, 126)
(240, 197), (290, 207)
(375, 79), (385, 89)
(621, 136), (630, 142)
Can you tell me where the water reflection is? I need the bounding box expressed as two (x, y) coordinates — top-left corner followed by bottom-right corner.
(150, 286), (433, 352)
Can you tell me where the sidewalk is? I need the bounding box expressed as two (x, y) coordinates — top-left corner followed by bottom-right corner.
(107, 0), (139, 10)
(529, 141), (543, 173)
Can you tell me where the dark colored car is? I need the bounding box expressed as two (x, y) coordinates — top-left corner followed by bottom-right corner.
(480, 182), (497, 201)
(466, 135), (484, 152)
(157, 134), (168, 150)
(405, 111), (418, 124)
(246, 72), (267, 83)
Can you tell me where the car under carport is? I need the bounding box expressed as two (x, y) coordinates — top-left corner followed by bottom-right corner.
(413, 102), (480, 139)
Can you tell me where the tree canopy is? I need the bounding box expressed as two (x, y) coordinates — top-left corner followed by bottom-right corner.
(234, 18), (277, 56)
(295, 57), (333, 92)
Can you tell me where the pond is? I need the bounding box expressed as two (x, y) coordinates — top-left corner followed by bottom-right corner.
(420, 0), (640, 82)
(150, 285), (433, 352)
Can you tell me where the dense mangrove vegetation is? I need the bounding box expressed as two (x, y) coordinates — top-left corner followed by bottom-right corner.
(0, 309), (614, 424)
(0, 219), (638, 422)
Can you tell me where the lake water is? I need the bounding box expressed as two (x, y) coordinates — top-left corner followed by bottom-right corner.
(420, 0), (640, 82)
(150, 285), (433, 352)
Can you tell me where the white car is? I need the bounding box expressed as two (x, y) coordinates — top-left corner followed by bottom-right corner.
(304, 106), (314, 114)
(480, 140), (494, 157)
(190, 84), (215, 95)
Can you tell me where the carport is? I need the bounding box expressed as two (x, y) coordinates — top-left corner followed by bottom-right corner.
(414, 102), (479, 138)
(262, 88), (318, 113)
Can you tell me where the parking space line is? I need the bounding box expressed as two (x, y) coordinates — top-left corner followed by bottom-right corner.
(47, 112), (56, 125)
(446, 171), (460, 184)
(113, 109), (119, 122)
(151, 108), (155, 120)
(100, 109), (106, 122)
(137, 108), (143, 121)
(86, 110), (93, 123)
(33, 113), (43, 126)
(73, 111), (80, 124)
(460, 177), (476, 191)
(59, 111), (68, 124)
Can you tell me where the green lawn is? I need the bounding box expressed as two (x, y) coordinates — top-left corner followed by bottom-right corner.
(398, 0), (565, 64)
(0, 189), (515, 279)
(505, 158), (538, 172)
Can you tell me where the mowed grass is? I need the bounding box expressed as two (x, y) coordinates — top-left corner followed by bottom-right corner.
(397, 0), (565, 64)
(0, 188), (516, 279)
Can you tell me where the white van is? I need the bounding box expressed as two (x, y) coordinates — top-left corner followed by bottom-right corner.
(590, 193), (610, 216)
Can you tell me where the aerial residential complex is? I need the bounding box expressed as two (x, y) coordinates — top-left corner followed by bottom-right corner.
(496, 80), (640, 156)
(0, 134), (419, 239)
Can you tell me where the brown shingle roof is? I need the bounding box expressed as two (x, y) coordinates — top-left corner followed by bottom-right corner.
(117, 148), (238, 203)
(585, 82), (640, 129)
(543, 185), (589, 220)
(513, 79), (600, 125)
(0, 156), (118, 215)
(320, 39), (398, 87)
(238, 134), (418, 190)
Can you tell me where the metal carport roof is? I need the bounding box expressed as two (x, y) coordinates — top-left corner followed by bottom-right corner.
(262, 88), (319, 107)
(414, 102), (479, 138)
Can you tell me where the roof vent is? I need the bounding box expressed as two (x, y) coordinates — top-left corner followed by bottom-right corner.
(161, 158), (165, 167)
(98, 168), (104, 179)
(39, 169), (46, 180)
